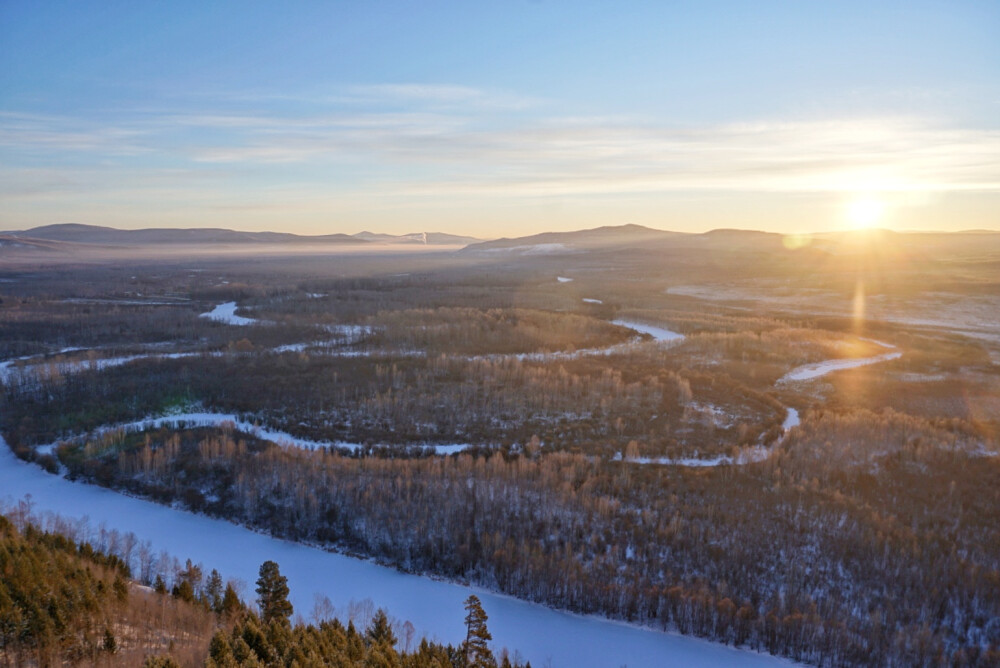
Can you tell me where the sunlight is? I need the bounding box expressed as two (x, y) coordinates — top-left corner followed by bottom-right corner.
(845, 197), (886, 229)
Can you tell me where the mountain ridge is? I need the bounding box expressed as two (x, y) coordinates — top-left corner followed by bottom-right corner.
(6, 224), (482, 247)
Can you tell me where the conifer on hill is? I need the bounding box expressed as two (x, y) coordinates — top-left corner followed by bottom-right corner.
(255, 560), (293, 625)
(462, 594), (495, 668)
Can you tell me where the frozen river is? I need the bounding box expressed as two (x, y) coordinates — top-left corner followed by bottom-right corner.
(0, 430), (792, 667)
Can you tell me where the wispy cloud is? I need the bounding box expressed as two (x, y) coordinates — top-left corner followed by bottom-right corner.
(0, 112), (151, 155)
(182, 115), (1000, 194)
(2, 87), (998, 222)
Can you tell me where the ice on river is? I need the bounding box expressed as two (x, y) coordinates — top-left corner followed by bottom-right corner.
(782, 408), (800, 431)
(200, 301), (257, 326)
(613, 320), (685, 343)
(780, 350), (902, 382)
(0, 436), (792, 667)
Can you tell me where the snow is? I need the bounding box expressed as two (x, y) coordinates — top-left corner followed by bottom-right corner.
(0, 352), (204, 383)
(430, 444), (472, 455)
(779, 349), (902, 383)
(557, 276), (574, 283)
(582, 298), (603, 304)
(0, 434), (792, 667)
(199, 302), (257, 326)
(616, 446), (770, 468)
(782, 408), (800, 432)
(40, 411), (484, 458)
(91, 412), (362, 452)
(612, 320), (685, 343)
(273, 343), (309, 353)
(322, 324), (373, 340)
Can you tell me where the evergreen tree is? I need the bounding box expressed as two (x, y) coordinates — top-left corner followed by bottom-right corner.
(462, 595), (495, 668)
(366, 608), (398, 648)
(172, 578), (195, 603)
(208, 629), (235, 665)
(205, 568), (224, 612)
(255, 560), (293, 625)
(221, 582), (242, 618)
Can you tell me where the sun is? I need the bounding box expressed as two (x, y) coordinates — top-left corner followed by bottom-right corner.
(845, 197), (886, 229)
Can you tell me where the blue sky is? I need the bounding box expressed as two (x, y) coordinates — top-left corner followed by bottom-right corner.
(1, 1), (998, 236)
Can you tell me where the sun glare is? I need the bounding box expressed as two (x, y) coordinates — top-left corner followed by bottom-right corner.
(845, 197), (885, 229)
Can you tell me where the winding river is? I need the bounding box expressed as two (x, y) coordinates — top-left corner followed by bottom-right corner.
(0, 312), (903, 665)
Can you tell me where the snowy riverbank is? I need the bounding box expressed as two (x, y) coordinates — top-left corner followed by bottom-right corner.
(0, 431), (793, 667)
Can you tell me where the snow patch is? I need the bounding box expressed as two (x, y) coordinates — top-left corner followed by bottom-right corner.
(616, 446), (770, 468)
(199, 302), (257, 326)
(782, 408), (800, 432)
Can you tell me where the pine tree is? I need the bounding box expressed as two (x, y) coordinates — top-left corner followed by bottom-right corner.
(206, 568), (224, 612)
(208, 629), (235, 665)
(221, 582), (242, 618)
(366, 608), (398, 648)
(462, 595), (495, 668)
(255, 560), (293, 625)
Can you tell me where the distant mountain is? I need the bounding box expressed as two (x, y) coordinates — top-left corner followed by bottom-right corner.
(462, 224), (686, 254)
(11, 224), (363, 245)
(8, 224), (481, 247)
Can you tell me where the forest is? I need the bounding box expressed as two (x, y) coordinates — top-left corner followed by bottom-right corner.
(1, 236), (998, 667)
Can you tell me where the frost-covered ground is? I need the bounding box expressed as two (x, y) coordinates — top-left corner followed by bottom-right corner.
(667, 284), (1000, 343)
(0, 434), (794, 667)
(199, 301), (257, 325)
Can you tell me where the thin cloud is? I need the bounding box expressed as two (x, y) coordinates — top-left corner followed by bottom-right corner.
(0, 112), (150, 155)
(2, 102), (998, 205)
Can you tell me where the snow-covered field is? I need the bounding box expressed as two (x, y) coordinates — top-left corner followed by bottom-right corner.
(199, 301), (257, 326)
(0, 434), (792, 667)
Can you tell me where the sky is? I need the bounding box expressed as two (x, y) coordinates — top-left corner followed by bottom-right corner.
(1, 0), (998, 237)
